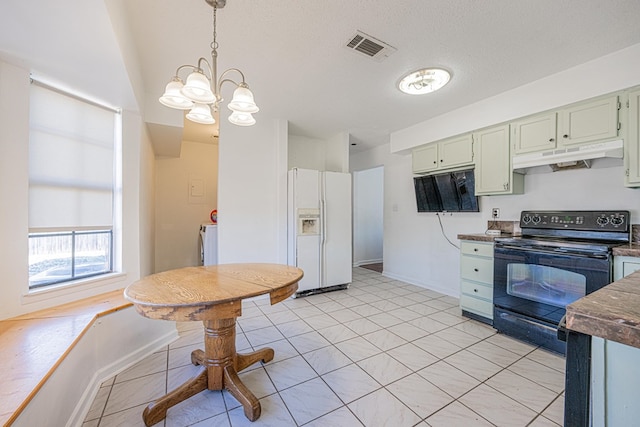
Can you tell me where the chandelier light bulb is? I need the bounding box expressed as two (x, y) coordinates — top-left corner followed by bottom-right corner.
(228, 111), (256, 126)
(181, 71), (216, 103)
(227, 86), (259, 113)
(186, 103), (216, 125)
(159, 78), (194, 110)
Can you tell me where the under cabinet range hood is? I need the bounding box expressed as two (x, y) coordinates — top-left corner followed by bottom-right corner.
(512, 139), (624, 170)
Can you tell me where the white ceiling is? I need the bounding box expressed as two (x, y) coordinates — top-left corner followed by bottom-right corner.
(3, 0), (640, 154)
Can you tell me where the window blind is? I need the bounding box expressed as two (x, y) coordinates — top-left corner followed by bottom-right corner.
(29, 83), (116, 229)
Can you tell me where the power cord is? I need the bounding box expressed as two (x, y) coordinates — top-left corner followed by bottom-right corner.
(436, 212), (460, 250)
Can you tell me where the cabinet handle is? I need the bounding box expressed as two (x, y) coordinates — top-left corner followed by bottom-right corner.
(440, 159), (444, 162)
(433, 161), (437, 164)
(549, 138), (555, 142)
(474, 288), (478, 293)
(563, 134), (569, 138)
(474, 268), (479, 272)
(473, 248), (478, 252)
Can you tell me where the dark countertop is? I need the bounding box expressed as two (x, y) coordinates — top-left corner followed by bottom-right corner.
(566, 269), (640, 349)
(612, 243), (640, 257)
(457, 233), (520, 242)
(457, 233), (501, 242)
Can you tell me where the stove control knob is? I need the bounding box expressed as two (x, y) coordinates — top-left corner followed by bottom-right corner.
(596, 216), (609, 226)
(531, 215), (541, 224)
(611, 216), (625, 226)
(522, 215), (532, 224)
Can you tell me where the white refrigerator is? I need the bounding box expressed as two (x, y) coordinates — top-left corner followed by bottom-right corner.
(288, 168), (352, 295)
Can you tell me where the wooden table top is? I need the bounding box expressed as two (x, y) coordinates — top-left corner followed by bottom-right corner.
(124, 263), (303, 321)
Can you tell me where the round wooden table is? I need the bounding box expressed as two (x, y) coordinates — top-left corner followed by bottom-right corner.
(124, 263), (303, 426)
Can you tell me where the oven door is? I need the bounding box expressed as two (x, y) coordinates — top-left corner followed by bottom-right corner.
(493, 244), (611, 325)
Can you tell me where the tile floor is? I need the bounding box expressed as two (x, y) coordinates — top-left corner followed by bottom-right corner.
(83, 267), (565, 427)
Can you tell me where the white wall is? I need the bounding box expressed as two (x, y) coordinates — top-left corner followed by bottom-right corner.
(352, 166), (384, 266)
(288, 135), (326, 170)
(288, 132), (350, 173)
(217, 117), (289, 264)
(154, 141), (218, 272)
(353, 151), (640, 298)
(0, 60), (156, 320)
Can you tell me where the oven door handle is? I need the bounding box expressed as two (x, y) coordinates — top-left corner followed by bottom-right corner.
(494, 244), (609, 259)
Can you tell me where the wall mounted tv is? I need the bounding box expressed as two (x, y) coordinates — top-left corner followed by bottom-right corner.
(413, 169), (479, 213)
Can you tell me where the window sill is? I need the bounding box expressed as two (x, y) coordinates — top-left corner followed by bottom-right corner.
(23, 272), (127, 306)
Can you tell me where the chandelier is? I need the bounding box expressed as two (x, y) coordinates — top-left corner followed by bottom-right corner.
(159, 0), (258, 126)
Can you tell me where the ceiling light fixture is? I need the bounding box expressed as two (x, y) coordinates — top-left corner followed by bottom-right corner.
(159, 0), (258, 126)
(398, 68), (451, 95)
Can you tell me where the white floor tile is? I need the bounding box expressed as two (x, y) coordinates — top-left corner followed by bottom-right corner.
(304, 406), (364, 427)
(348, 388), (422, 427)
(418, 361), (481, 399)
(387, 373), (454, 418)
(279, 377), (343, 425)
(459, 383), (537, 427)
(322, 363), (381, 403)
(263, 355), (317, 391)
(302, 345), (352, 375)
(357, 352), (413, 385)
(426, 401), (494, 427)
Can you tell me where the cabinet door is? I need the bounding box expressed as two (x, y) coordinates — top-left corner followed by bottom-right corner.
(559, 96), (619, 146)
(439, 134), (473, 169)
(627, 90), (640, 185)
(474, 124), (513, 195)
(513, 112), (557, 154)
(412, 144), (439, 173)
(613, 256), (640, 281)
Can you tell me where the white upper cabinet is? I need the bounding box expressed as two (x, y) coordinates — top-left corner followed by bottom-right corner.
(513, 95), (620, 155)
(512, 113), (557, 154)
(626, 89), (640, 186)
(412, 134), (473, 174)
(474, 124), (524, 195)
(559, 96), (620, 146)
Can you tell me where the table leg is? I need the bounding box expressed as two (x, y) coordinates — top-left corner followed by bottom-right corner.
(142, 317), (275, 425)
(142, 368), (207, 426)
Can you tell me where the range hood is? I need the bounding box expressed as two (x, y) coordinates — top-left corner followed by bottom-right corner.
(512, 139), (624, 170)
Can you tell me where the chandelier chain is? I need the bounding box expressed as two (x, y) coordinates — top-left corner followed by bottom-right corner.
(211, 5), (218, 52)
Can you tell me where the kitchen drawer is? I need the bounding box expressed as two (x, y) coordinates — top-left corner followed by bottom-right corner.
(460, 241), (494, 258)
(460, 294), (494, 319)
(461, 280), (492, 300)
(461, 255), (494, 283)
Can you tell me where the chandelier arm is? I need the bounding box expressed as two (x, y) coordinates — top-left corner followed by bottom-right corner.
(195, 58), (214, 82)
(217, 68), (247, 92)
(173, 64), (199, 78)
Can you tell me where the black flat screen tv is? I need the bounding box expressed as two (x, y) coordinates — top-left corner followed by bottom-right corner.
(414, 169), (479, 213)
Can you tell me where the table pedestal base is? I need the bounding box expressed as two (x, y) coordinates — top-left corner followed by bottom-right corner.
(142, 318), (273, 426)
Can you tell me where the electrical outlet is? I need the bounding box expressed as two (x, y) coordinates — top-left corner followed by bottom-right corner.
(492, 208), (500, 219)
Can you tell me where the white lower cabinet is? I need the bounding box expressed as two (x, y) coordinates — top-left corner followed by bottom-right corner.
(459, 240), (494, 323)
(613, 256), (640, 280)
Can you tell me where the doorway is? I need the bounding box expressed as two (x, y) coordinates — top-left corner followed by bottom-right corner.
(352, 166), (384, 271)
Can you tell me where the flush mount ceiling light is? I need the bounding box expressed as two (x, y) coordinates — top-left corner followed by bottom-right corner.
(397, 68), (451, 95)
(159, 0), (258, 126)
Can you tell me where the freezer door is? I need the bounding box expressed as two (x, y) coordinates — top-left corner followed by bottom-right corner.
(288, 169), (321, 292)
(322, 171), (352, 287)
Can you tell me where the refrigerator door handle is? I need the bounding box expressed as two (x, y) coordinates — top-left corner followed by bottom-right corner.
(320, 198), (326, 286)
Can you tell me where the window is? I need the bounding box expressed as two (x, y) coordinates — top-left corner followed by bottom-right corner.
(28, 81), (120, 290)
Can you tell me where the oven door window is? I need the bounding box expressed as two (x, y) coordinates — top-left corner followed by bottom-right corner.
(507, 263), (586, 308)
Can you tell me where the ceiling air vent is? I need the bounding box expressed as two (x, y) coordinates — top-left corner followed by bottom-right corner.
(345, 31), (396, 62)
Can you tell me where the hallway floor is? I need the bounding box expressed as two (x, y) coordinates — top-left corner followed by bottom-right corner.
(83, 267), (565, 427)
